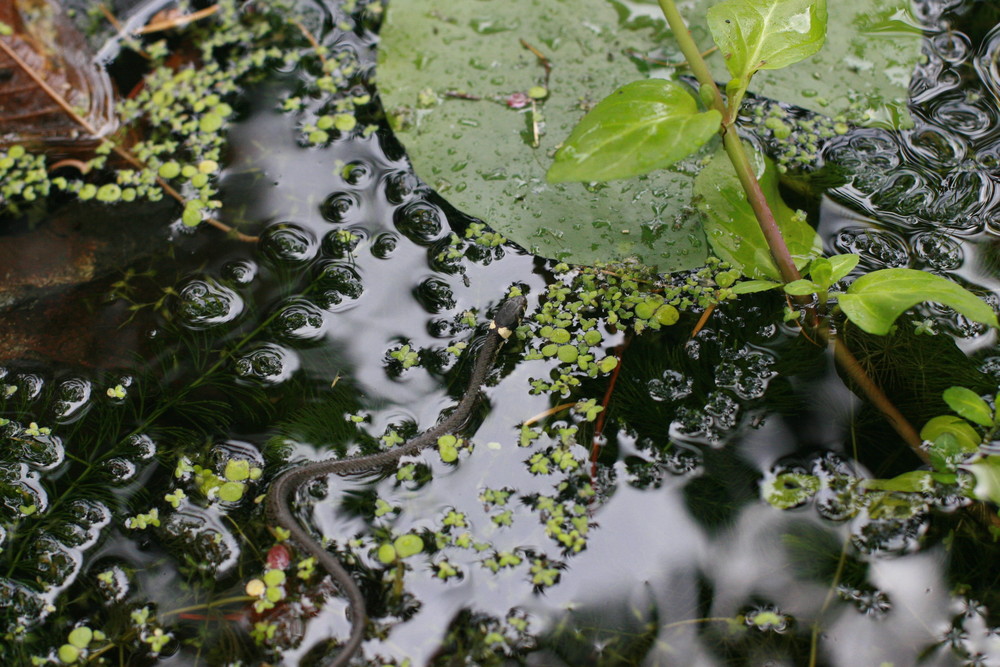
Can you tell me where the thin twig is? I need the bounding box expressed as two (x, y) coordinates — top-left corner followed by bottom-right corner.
(444, 91), (482, 101)
(690, 303), (715, 339)
(0, 106), (63, 122)
(0, 38), (102, 137)
(135, 5), (220, 35)
(531, 100), (540, 147)
(590, 333), (630, 479)
(828, 331), (925, 459)
(293, 18), (327, 67)
(523, 403), (575, 427)
(519, 38), (552, 87)
(98, 3), (124, 33)
(99, 3), (149, 58)
(49, 158), (91, 174)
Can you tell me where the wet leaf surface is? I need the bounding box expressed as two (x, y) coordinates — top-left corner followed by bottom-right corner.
(378, 0), (711, 270)
(0, 0), (117, 151)
(547, 79), (721, 183)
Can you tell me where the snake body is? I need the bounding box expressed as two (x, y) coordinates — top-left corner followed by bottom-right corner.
(265, 296), (527, 666)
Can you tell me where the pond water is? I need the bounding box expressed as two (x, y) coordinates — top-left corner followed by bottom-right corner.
(3, 0), (1000, 665)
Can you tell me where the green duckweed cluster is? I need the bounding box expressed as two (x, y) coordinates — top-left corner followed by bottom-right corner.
(764, 384), (1000, 552)
(522, 257), (741, 395)
(744, 100), (850, 173)
(0, 0), (380, 227)
(279, 0), (384, 147)
(126, 454), (264, 534)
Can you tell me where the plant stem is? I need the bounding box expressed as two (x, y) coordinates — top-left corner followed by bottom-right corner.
(655, 0), (925, 452)
(658, 0), (802, 285)
(829, 333), (926, 460)
(656, 0), (727, 119)
(721, 132), (803, 284)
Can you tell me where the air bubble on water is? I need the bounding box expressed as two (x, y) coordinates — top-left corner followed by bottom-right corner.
(320, 191), (360, 223)
(273, 298), (327, 343)
(52, 377), (93, 424)
(258, 223), (319, 266)
(393, 200), (446, 245)
(648, 370), (693, 402)
(234, 344), (299, 385)
(177, 279), (244, 329)
(104, 457), (138, 485)
(162, 506), (241, 576)
(221, 259), (258, 286)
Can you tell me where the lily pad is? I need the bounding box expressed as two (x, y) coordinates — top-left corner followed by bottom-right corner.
(613, 0), (922, 129)
(377, 0), (711, 270)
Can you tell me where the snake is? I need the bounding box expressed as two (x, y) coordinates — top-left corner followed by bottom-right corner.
(265, 295), (528, 666)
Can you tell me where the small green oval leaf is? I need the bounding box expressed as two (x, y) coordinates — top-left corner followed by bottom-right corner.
(377, 543), (397, 564)
(68, 627), (93, 649)
(217, 481), (244, 502)
(547, 80), (721, 183)
(393, 534), (424, 559)
(707, 0), (828, 81)
(783, 279), (819, 296)
(224, 459), (251, 482)
(838, 268), (999, 335)
(942, 387), (994, 428)
(826, 254), (860, 284)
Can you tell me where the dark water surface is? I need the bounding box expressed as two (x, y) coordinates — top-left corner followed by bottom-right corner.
(4, 0), (1000, 665)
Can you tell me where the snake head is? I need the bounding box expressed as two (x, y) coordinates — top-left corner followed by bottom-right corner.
(490, 295), (528, 338)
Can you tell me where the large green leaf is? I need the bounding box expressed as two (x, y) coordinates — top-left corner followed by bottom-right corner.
(694, 144), (821, 280)
(707, 0), (827, 82)
(613, 0), (921, 129)
(547, 80), (721, 183)
(838, 269), (1000, 335)
(377, 0), (712, 269)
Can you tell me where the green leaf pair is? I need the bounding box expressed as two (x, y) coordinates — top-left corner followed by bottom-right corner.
(919, 386), (993, 483)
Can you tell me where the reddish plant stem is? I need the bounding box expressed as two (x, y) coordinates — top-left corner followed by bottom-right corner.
(590, 333), (631, 479)
(829, 333), (926, 460)
(721, 131), (803, 285)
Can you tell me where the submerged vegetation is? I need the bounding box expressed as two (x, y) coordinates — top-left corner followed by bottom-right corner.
(2, 0), (1000, 665)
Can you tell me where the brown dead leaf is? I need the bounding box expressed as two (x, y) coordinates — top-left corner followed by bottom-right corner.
(0, 0), (117, 152)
